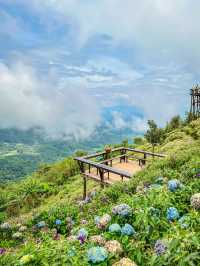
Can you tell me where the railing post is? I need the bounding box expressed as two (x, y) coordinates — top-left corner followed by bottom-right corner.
(143, 153), (147, 165)
(99, 169), (104, 188)
(80, 162), (87, 200)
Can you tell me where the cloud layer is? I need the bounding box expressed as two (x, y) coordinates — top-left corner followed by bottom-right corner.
(0, 0), (199, 138)
(0, 61), (100, 139)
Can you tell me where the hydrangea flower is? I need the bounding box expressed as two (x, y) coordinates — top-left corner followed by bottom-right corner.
(121, 224), (135, 236)
(12, 232), (23, 240)
(19, 226), (27, 232)
(90, 235), (106, 245)
(178, 215), (190, 229)
(68, 247), (76, 257)
(105, 240), (123, 254)
(80, 219), (88, 225)
(95, 214), (111, 229)
(190, 193), (200, 210)
(19, 254), (34, 265)
(154, 240), (167, 256)
(94, 216), (100, 225)
(167, 207), (179, 221)
(0, 248), (6, 255)
(37, 221), (46, 228)
(87, 247), (108, 264)
(113, 258), (137, 266)
(168, 179), (181, 192)
(0, 222), (11, 231)
(77, 228), (88, 244)
(55, 219), (62, 226)
(109, 223), (121, 234)
(112, 204), (132, 217)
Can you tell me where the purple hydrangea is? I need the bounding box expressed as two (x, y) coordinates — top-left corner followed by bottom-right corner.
(121, 224), (135, 236)
(154, 240), (167, 256)
(167, 207), (179, 221)
(168, 179), (181, 192)
(77, 228), (88, 244)
(108, 223), (121, 234)
(0, 248), (6, 255)
(87, 246), (108, 264)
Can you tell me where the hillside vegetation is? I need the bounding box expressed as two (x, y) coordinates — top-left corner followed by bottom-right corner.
(0, 119), (200, 265)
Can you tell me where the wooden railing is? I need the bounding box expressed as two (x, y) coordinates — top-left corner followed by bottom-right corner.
(75, 147), (166, 199)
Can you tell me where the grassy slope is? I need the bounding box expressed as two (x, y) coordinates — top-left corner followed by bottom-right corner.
(0, 119), (200, 265)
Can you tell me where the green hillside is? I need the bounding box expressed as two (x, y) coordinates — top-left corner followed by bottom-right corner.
(0, 119), (200, 265)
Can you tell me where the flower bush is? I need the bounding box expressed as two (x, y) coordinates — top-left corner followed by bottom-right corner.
(37, 221), (46, 228)
(121, 224), (135, 236)
(95, 214), (111, 229)
(105, 240), (123, 254)
(112, 204), (131, 217)
(0, 248), (6, 255)
(77, 228), (88, 244)
(90, 235), (106, 245)
(167, 207), (179, 221)
(0, 222), (11, 231)
(154, 240), (167, 256)
(12, 232), (23, 240)
(168, 179), (182, 192)
(87, 246), (108, 264)
(113, 257), (137, 266)
(109, 223), (121, 234)
(190, 193), (200, 210)
(55, 219), (62, 226)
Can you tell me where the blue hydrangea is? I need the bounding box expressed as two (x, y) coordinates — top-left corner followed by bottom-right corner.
(178, 215), (190, 229)
(94, 216), (100, 225)
(109, 223), (121, 233)
(37, 221), (46, 228)
(121, 224), (135, 236)
(55, 219), (62, 226)
(167, 207), (179, 221)
(154, 240), (167, 256)
(112, 204), (132, 217)
(168, 179), (181, 192)
(68, 247), (76, 257)
(87, 247), (108, 264)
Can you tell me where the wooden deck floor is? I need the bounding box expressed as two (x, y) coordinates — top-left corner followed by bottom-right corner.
(86, 160), (143, 184)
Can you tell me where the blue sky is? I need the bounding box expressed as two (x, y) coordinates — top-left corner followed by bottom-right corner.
(0, 0), (199, 139)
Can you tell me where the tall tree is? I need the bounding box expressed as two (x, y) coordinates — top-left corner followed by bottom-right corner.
(145, 120), (163, 153)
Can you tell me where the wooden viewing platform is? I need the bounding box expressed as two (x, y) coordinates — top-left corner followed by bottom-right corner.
(75, 147), (167, 199)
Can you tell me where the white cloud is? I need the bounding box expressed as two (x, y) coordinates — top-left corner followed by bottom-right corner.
(0, 61), (100, 140)
(12, 0), (200, 65)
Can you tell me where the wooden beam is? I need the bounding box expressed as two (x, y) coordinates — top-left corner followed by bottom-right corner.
(83, 147), (123, 159)
(125, 148), (166, 158)
(75, 157), (132, 178)
(83, 173), (112, 185)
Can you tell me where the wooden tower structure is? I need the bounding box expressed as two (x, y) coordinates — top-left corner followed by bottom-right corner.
(190, 84), (200, 118)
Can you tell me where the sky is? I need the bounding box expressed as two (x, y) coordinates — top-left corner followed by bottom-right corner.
(0, 0), (199, 139)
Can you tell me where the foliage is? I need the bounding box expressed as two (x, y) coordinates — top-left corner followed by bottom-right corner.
(0, 119), (200, 265)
